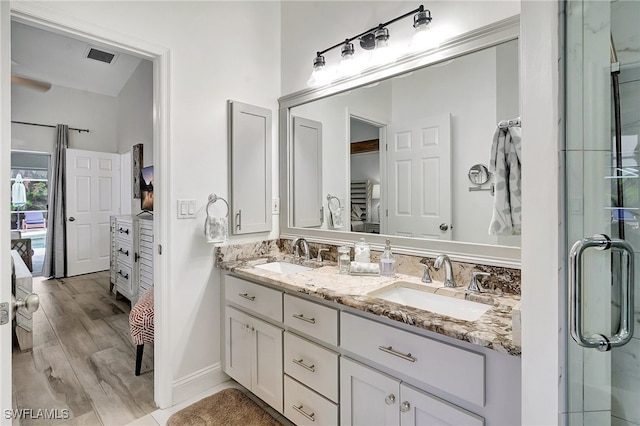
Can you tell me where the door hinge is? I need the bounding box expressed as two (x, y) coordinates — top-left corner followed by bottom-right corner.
(386, 209), (389, 217)
(158, 244), (163, 255)
(0, 302), (9, 325)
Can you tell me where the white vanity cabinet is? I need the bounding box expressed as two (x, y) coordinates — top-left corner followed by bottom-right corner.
(222, 273), (520, 426)
(341, 357), (483, 426)
(224, 306), (283, 411)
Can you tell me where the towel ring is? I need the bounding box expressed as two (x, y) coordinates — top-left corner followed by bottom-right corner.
(206, 194), (229, 218)
(326, 194), (342, 211)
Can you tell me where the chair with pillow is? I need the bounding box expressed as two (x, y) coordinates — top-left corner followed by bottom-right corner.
(129, 287), (154, 375)
(22, 211), (46, 230)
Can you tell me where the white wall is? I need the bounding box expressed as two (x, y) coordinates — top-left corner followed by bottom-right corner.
(10, 0), (281, 405)
(117, 59), (153, 214)
(11, 83), (118, 153)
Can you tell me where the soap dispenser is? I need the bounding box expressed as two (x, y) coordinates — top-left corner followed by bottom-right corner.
(380, 238), (396, 277)
(354, 238), (371, 263)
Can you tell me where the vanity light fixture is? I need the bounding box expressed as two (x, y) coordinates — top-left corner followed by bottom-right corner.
(306, 4), (433, 87)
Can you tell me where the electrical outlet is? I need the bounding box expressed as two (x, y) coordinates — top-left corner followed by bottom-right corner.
(272, 198), (280, 214)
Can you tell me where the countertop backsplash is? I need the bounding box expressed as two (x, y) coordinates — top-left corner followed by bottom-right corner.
(216, 238), (520, 296)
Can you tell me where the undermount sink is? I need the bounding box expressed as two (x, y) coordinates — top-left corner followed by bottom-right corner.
(253, 261), (313, 274)
(369, 282), (491, 321)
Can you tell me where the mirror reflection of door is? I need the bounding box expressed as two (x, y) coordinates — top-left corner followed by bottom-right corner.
(292, 116), (323, 228)
(349, 116), (383, 234)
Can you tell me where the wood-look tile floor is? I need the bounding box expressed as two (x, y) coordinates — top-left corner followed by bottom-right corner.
(12, 271), (155, 426)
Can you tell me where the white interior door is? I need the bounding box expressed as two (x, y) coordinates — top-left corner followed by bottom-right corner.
(385, 114), (451, 239)
(0, 0), (12, 418)
(66, 149), (120, 276)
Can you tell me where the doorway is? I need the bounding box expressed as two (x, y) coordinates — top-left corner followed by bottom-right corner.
(5, 9), (170, 418)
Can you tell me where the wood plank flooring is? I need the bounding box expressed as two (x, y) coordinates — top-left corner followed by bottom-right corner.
(12, 271), (155, 426)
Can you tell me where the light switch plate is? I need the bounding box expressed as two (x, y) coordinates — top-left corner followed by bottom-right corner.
(177, 199), (197, 219)
(272, 198), (279, 214)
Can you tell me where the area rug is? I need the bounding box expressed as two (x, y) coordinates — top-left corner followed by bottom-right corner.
(167, 388), (282, 426)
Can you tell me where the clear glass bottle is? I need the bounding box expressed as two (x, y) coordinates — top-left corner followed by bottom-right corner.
(379, 238), (396, 277)
(354, 238), (371, 263)
(338, 246), (351, 274)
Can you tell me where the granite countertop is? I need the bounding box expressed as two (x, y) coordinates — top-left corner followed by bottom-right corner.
(219, 255), (521, 357)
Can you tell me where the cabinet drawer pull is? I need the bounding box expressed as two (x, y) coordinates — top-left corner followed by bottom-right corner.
(118, 248), (129, 256)
(239, 293), (255, 301)
(292, 404), (315, 422)
(118, 227), (130, 235)
(292, 358), (315, 372)
(401, 401), (411, 413)
(378, 345), (416, 362)
(292, 313), (316, 324)
(385, 394), (396, 405)
(118, 270), (129, 280)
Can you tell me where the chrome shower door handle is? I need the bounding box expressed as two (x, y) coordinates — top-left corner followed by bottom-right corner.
(569, 234), (635, 351)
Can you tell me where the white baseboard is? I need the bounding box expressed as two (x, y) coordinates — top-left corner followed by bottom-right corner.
(171, 363), (228, 405)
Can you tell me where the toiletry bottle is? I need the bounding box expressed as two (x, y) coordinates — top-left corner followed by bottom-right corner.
(380, 238), (396, 277)
(338, 246), (350, 274)
(354, 238), (371, 263)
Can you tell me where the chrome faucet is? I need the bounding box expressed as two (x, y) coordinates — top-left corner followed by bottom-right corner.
(433, 254), (456, 288)
(292, 237), (310, 261)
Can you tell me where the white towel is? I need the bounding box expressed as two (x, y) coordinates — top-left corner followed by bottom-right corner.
(329, 207), (344, 229)
(488, 125), (521, 235)
(205, 216), (228, 244)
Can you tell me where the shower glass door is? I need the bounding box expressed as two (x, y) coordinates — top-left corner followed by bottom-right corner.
(565, 1), (640, 425)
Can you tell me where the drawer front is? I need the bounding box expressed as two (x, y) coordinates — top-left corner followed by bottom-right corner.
(225, 275), (282, 322)
(115, 240), (133, 265)
(116, 263), (133, 296)
(284, 375), (338, 426)
(340, 312), (485, 407)
(116, 220), (133, 238)
(284, 294), (338, 346)
(284, 332), (339, 402)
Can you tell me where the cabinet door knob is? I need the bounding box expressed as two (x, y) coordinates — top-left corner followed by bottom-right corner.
(385, 394), (396, 405)
(400, 401), (411, 413)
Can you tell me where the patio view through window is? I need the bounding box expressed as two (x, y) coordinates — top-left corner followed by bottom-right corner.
(10, 151), (50, 276)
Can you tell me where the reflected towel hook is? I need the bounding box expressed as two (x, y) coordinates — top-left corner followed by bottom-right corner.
(207, 194), (229, 218)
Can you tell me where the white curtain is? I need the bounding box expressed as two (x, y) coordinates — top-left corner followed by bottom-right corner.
(42, 125), (68, 278)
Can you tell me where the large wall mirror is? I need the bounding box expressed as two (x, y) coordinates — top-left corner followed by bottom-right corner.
(279, 16), (521, 267)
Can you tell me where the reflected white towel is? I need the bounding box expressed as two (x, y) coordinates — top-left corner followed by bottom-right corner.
(205, 216), (228, 244)
(489, 125), (521, 235)
(330, 207), (344, 229)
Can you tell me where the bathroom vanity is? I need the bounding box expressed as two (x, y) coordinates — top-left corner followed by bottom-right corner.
(219, 252), (521, 425)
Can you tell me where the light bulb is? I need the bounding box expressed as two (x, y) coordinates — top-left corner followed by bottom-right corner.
(409, 10), (438, 52)
(336, 42), (361, 78)
(369, 28), (396, 66)
(306, 54), (332, 88)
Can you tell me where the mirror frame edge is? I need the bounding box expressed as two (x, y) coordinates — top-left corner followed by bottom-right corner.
(279, 15), (521, 269)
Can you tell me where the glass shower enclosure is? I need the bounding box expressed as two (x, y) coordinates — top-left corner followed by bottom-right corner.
(565, 1), (640, 425)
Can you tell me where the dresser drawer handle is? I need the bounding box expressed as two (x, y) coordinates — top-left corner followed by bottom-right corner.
(118, 270), (129, 280)
(292, 313), (316, 324)
(118, 248), (129, 256)
(292, 404), (315, 422)
(118, 227), (130, 235)
(239, 293), (255, 301)
(378, 345), (416, 362)
(292, 358), (315, 372)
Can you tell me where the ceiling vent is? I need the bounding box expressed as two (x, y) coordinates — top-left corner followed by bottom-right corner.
(86, 47), (117, 64)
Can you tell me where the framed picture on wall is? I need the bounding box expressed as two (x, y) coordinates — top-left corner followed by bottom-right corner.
(132, 143), (143, 199)
(141, 165), (154, 212)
